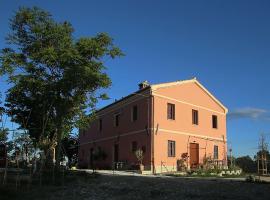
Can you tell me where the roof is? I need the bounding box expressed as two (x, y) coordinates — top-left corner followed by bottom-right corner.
(96, 77), (228, 114)
(151, 77), (228, 113)
(96, 86), (151, 113)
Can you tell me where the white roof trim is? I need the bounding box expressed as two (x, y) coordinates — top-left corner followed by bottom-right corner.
(150, 78), (228, 114)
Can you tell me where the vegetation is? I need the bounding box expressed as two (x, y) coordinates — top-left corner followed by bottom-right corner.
(0, 6), (123, 166)
(135, 149), (144, 165)
(235, 156), (257, 173)
(1, 172), (269, 200)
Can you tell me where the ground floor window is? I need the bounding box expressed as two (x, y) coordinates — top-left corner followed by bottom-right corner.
(214, 145), (218, 159)
(168, 140), (175, 157)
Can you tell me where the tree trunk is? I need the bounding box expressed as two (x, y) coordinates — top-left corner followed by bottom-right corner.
(55, 128), (62, 169)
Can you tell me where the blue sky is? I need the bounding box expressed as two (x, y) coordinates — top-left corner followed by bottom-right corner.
(0, 0), (270, 157)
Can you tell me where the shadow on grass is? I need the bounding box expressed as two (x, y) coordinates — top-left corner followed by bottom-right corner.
(0, 170), (100, 200)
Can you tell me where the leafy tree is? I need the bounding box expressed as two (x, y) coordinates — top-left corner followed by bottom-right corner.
(235, 156), (256, 173)
(0, 128), (8, 143)
(0, 93), (4, 117)
(12, 131), (35, 163)
(254, 150), (270, 161)
(0, 7), (123, 166)
(0, 92), (8, 144)
(61, 134), (78, 167)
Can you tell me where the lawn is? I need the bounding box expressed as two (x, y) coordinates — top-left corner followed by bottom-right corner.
(0, 171), (269, 200)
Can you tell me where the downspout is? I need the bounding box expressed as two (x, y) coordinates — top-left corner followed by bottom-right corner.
(150, 89), (155, 174)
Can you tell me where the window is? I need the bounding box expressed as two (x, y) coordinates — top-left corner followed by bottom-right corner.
(168, 140), (176, 157)
(212, 115), (218, 129)
(99, 119), (102, 131)
(114, 113), (120, 127)
(131, 141), (137, 152)
(167, 103), (175, 120)
(214, 145), (218, 159)
(132, 105), (138, 121)
(192, 109), (199, 125)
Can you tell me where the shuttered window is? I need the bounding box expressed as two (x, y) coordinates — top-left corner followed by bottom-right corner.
(192, 109), (199, 125)
(167, 103), (175, 120)
(168, 140), (176, 157)
(214, 145), (218, 159)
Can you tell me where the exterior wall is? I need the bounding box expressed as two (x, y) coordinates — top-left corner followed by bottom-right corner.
(78, 89), (153, 169)
(78, 80), (228, 173)
(152, 81), (227, 173)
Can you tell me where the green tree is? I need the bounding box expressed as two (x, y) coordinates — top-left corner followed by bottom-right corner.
(0, 7), (123, 166)
(0, 129), (8, 143)
(235, 156), (256, 173)
(0, 92), (8, 144)
(61, 134), (78, 167)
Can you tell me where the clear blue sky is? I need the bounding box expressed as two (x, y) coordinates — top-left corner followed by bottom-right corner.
(1, 0), (270, 157)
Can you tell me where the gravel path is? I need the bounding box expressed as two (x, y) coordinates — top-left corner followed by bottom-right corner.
(1, 172), (269, 200)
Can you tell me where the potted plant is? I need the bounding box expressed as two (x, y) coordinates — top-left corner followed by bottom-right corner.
(135, 149), (144, 172)
(177, 153), (188, 171)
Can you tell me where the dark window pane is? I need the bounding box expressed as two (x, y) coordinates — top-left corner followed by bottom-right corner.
(192, 109), (198, 125)
(212, 115), (218, 129)
(99, 119), (102, 131)
(115, 114), (120, 127)
(132, 105), (138, 121)
(167, 103), (175, 120)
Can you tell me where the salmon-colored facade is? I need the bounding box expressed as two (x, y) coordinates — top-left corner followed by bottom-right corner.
(78, 78), (228, 173)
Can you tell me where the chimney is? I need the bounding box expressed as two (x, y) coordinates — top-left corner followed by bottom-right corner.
(138, 80), (149, 90)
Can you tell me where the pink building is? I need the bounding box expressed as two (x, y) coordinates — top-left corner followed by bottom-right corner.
(78, 78), (228, 173)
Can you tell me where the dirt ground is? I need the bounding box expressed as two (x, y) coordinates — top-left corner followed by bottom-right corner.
(0, 172), (269, 200)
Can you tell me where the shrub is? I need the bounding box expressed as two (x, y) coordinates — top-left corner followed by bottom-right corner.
(135, 149), (144, 165)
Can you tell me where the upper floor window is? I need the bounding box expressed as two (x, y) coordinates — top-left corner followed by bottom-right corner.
(168, 140), (176, 157)
(192, 109), (199, 125)
(114, 113), (120, 127)
(212, 115), (218, 129)
(167, 103), (175, 120)
(214, 145), (218, 159)
(99, 119), (102, 131)
(132, 105), (138, 121)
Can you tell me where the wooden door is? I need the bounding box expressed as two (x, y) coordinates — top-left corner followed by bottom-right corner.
(190, 143), (199, 168)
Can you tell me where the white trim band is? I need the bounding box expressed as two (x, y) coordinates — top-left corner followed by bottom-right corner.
(79, 127), (226, 147)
